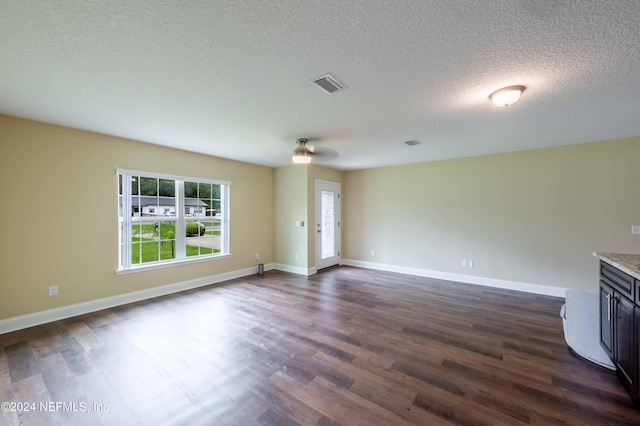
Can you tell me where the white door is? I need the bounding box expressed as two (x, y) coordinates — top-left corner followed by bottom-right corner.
(315, 180), (341, 270)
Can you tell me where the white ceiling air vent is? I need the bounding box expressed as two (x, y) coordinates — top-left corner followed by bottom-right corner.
(312, 74), (346, 94)
(404, 139), (422, 146)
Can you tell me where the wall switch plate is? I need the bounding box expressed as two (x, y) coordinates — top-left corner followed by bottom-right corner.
(632, 226), (640, 235)
(49, 285), (58, 297)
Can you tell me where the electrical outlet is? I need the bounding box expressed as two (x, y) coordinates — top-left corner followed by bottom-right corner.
(295, 253), (299, 260)
(255, 253), (261, 262)
(468, 260), (474, 268)
(49, 285), (58, 297)
(461, 259), (467, 267)
(632, 226), (640, 235)
(371, 250), (375, 257)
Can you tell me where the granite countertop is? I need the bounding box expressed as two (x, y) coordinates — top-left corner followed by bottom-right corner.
(593, 252), (640, 280)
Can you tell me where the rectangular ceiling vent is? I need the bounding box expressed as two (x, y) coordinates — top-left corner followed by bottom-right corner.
(312, 74), (346, 94)
(403, 139), (422, 146)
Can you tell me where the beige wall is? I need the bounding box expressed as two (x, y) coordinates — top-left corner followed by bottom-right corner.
(274, 164), (343, 270)
(0, 115), (274, 320)
(274, 165), (309, 268)
(2, 112), (639, 321)
(343, 138), (640, 290)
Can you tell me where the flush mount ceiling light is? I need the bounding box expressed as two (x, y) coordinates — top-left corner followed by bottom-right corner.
(292, 138), (312, 164)
(489, 85), (525, 107)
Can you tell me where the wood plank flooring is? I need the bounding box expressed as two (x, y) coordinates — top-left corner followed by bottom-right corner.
(1, 266), (639, 425)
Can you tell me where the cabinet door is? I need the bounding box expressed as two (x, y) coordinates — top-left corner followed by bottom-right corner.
(615, 294), (637, 395)
(600, 282), (614, 358)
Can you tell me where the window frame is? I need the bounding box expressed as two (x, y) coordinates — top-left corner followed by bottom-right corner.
(117, 168), (231, 274)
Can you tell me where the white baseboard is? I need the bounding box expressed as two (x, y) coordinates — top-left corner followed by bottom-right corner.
(341, 259), (567, 298)
(273, 263), (317, 276)
(0, 263), (275, 335)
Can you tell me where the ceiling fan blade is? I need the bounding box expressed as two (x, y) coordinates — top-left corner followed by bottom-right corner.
(308, 147), (339, 162)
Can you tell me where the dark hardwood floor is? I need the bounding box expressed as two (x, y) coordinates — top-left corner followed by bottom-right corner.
(1, 266), (638, 425)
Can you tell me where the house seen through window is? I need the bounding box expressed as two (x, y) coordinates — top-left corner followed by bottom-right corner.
(118, 169), (230, 271)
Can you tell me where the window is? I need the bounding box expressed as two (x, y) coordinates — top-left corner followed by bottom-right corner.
(118, 169), (230, 272)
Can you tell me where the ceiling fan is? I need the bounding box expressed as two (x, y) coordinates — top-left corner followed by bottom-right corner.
(291, 138), (338, 164)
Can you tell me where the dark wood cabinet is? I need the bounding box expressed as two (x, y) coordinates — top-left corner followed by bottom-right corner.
(599, 261), (639, 405)
(614, 294), (636, 390)
(600, 281), (614, 358)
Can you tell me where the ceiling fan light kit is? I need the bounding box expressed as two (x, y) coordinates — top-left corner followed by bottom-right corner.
(489, 85), (525, 107)
(292, 138), (312, 164)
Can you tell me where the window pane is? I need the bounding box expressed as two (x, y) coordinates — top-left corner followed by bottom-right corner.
(184, 181), (197, 198)
(120, 219), (124, 266)
(131, 221), (143, 243)
(183, 182), (194, 220)
(158, 197), (176, 217)
(211, 226), (222, 252)
(141, 219), (156, 236)
(140, 177), (157, 196)
(131, 176), (139, 195)
(141, 241), (160, 263)
(186, 236), (214, 257)
(158, 221), (176, 260)
(185, 218), (214, 257)
(132, 219), (155, 259)
(185, 221), (203, 237)
(212, 200), (221, 215)
(159, 179), (175, 197)
(321, 190), (335, 259)
(198, 183), (212, 199)
(132, 242), (142, 264)
(131, 196), (141, 217)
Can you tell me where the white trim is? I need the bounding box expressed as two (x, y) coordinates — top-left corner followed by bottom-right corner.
(116, 254), (232, 275)
(315, 179), (339, 186)
(273, 263), (317, 276)
(0, 264), (275, 335)
(175, 180), (186, 258)
(341, 259), (567, 298)
(116, 168), (231, 186)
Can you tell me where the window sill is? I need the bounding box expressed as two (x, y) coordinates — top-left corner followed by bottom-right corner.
(116, 253), (232, 275)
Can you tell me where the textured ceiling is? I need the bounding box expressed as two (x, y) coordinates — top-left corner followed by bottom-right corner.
(2, 0), (639, 170)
